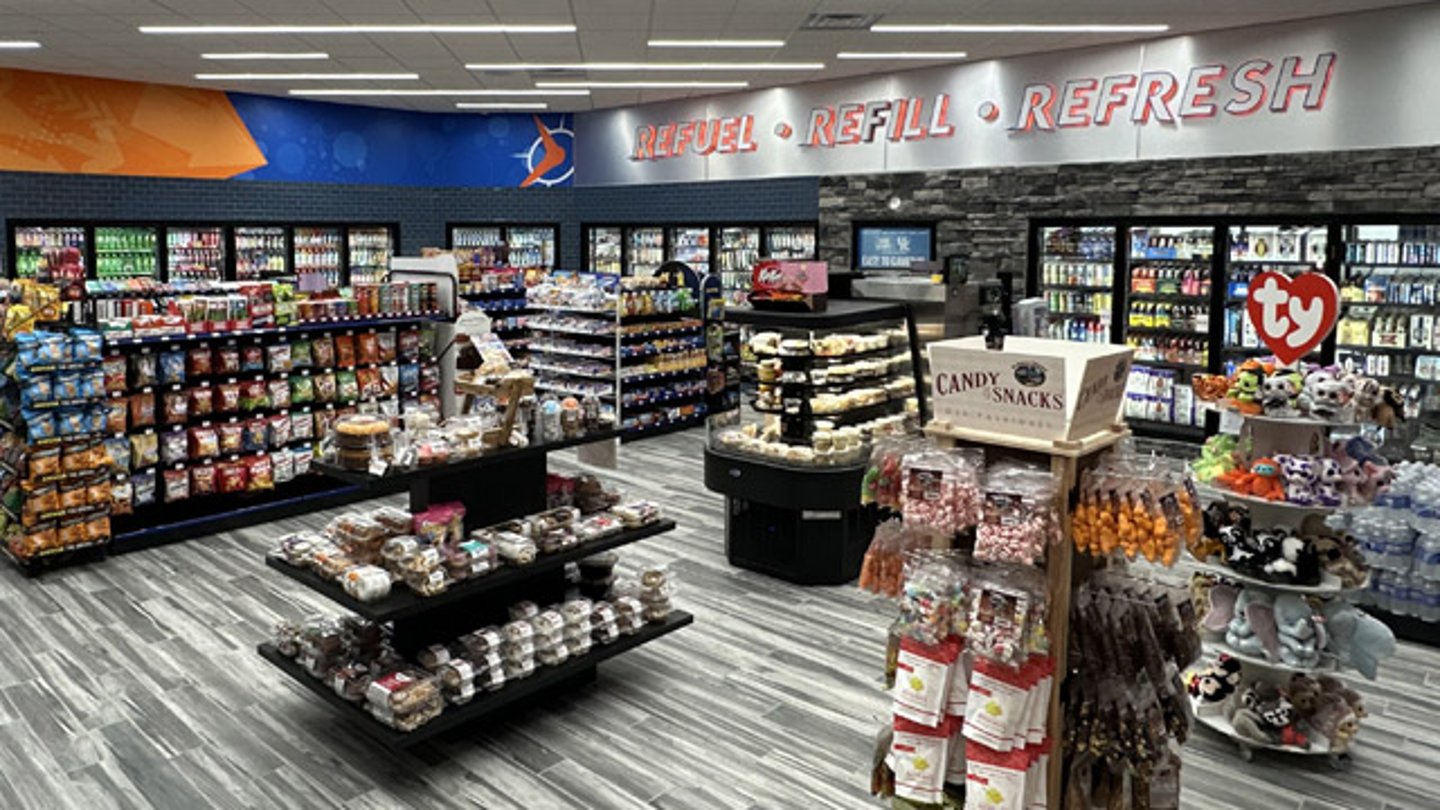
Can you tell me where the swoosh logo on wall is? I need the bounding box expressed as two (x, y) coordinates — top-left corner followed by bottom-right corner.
(520, 114), (566, 188)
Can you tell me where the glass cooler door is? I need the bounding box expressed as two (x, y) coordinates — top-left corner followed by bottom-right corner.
(234, 226), (288, 280)
(718, 225), (761, 306)
(764, 225), (817, 260)
(1222, 224), (1329, 374)
(166, 225), (226, 282)
(508, 225), (557, 270)
(1037, 225), (1116, 344)
(588, 226), (623, 275)
(93, 226), (159, 280)
(627, 226), (665, 277)
(347, 225), (394, 285)
(668, 226), (711, 275)
(292, 225), (343, 291)
(1123, 225), (1216, 436)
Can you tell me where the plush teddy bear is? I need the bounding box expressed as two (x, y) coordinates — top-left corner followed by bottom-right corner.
(1286, 672), (1323, 718)
(1261, 532), (1322, 586)
(1226, 361), (1270, 415)
(1310, 533), (1369, 589)
(1193, 434), (1242, 484)
(1371, 386), (1407, 428)
(1346, 373), (1382, 416)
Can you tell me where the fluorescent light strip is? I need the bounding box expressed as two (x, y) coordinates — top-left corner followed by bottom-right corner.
(456, 102), (549, 110)
(140, 24), (575, 35)
(288, 88), (589, 97)
(0, 41), (41, 49)
(647, 39), (785, 48)
(202, 52), (330, 60)
(536, 80), (748, 89)
(466, 61), (822, 71)
(197, 73), (418, 81)
(870, 23), (1169, 33)
(838, 51), (967, 60)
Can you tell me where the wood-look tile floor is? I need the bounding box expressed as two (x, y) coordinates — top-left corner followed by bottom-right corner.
(0, 430), (1436, 809)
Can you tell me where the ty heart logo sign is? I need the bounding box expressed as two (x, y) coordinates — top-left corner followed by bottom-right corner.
(1246, 270), (1340, 365)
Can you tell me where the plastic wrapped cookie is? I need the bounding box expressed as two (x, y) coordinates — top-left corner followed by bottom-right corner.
(341, 565), (393, 603)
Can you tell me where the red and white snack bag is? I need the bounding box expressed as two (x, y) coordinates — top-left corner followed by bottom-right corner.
(964, 741), (1030, 810)
(964, 656), (1030, 751)
(945, 642), (972, 720)
(893, 636), (961, 727)
(892, 716), (955, 806)
(1026, 658), (1053, 747)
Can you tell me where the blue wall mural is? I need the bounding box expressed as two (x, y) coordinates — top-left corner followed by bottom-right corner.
(226, 93), (574, 188)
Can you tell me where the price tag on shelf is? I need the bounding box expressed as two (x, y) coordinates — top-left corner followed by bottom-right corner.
(368, 458), (389, 477)
(1219, 410), (1244, 436)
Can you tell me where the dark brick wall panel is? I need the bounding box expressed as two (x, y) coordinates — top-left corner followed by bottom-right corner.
(0, 172), (819, 273)
(818, 145), (1440, 283)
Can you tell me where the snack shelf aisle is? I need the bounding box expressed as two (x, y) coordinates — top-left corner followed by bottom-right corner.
(618, 279), (707, 440)
(260, 429), (693, 748)
(100, 312), (442, 552)
(525, 275), (620, 410)
(704, 300), (924, 584)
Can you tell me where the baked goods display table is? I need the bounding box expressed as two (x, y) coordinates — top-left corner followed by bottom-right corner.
(261, 428), (693, 748)
(704, 300), (925, 584)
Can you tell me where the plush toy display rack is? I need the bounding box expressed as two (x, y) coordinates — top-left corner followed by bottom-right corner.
(923, 419), (1130, 804)
(1188, 409), (1377, 768)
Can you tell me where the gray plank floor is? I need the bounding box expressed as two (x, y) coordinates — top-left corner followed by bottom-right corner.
(0, 429), (1436, 809)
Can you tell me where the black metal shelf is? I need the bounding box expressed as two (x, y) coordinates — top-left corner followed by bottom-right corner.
(257, 610), (693, 750)
(620, 411), (706, 440)
(1131, 358), (1208, 373)
(265, 519), (675, 623)
(1125, 292), (1208, 303)
(312, 429), (621, 487)
(620, 367), (706, 386)
(102, 313), (442, 348)
(725, 299), (907, 330)
(1125, 326), (1207, 337)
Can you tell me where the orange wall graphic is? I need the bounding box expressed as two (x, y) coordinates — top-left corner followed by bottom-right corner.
(0, 67), (266, 179)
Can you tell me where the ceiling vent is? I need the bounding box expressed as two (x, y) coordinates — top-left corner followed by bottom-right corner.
(800, 13), (882, 30)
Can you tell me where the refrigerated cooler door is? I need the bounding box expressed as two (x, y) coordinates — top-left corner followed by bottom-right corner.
(508, 226), (557, 270)
(348, 226), (393, 285)
(94, 226), (159, 280)
(293, 226), (343, 290)
(668, 227), (711, 274)
(628, 227), (665, 277)
(234, 226), (288, 280)
(167, 226), (226, 282)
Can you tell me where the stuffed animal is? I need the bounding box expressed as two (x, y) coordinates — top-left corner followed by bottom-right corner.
(1310, 533), (1369, 589)
(1225, 361), (1269, 415)
(1275, 454), (1319, 505)
(1273, 594), (1325, 668)
(1346, 373), (1382, 416)
(1334, 437), (1393, 503)
(1187, 654), (1243, 702)
(1286, 672), (1323, 717)
(1315, 458), (1346, 507)
(1260, 369), (1305, 415)
(1193, 434), (1242, 484)
(1372, 386), (1407, 428)
(1310, 378), (1352, 420)
(1317, 675), (1367, 720)
(1191, 374), (1232, 403)
(1201, 581), (1240, 634)
(1260, 532), (1322, 586)
(1219, 457), (1286, 501)
(1322, 601), (1396, 680)
(1226, 588), (1280, 660)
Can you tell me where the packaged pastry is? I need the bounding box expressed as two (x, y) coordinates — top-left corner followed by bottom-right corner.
(577, 513), (623, 541)
(503, 657), (536, 680)
(329, 662), (373, 703)
(415, 644), (452, 672)
(561, 599), (594, 627)
(158, 350), (186, 386)
(190, 463), (217, 497)
(365, 668), (441, 715)
(398, 545), (443, 576)
(459, 628), (504, 661)
(613, 500), (660, 527)
(213, 345), (241, 375)
(130, 353), (158, 387)
(216, 382), (241, 414)
(493, 532), (537, 566)
(564, 634), (592, 657)
(531, 610), (565, 638)
(536, 644), (570, 667)
(334, 334), (357, 368)
(404, 567), (448, 597)
(275, 532), (320, 566)
(187, 346), (213, 377)
(240, 345), (265, 373)
(131, 433), (159, 467)
(370, 506), (413, 536)
(162, 467), (189, 502)
(437, 659), (476, 705)
(342, 565), (393, 603)
(130, 392), (156, 428)
(159, 430), (187, 465)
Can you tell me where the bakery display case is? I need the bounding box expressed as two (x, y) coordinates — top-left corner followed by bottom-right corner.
(704, 300), (924, 584)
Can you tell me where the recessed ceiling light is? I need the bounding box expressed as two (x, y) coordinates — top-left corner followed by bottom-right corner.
(535, 80), (749, 89)
(140, 24), (575, 35)
(196, 73), (419, 81)
(201, 52), (330, 60)
(466, 61), (822, 71)
(837, 51), (967, 60)
(288, 88), (589, 97)
(647, 39), (786, 48)
(456, 102), (549, 110)
(870, 23), (1169, 33)
(0, 41), (41, 49)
